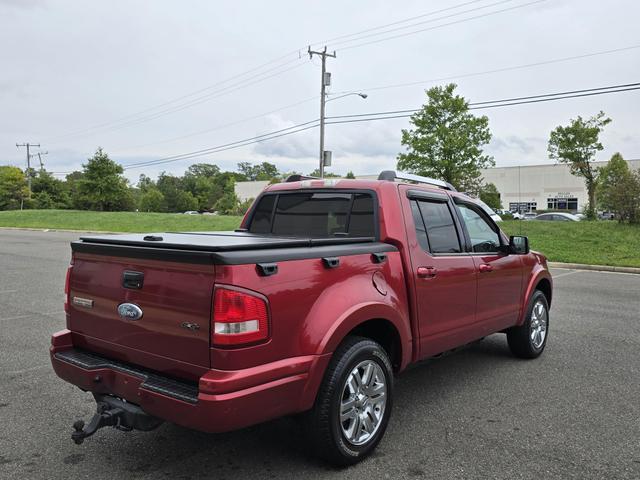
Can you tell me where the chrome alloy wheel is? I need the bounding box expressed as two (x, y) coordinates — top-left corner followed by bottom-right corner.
(340, 360), (387, 446)
(530, 300), (548, 349)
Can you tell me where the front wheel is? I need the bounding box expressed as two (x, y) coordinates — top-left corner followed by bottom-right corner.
(305, 336), (393, 466)
(507, 290), (549, 358)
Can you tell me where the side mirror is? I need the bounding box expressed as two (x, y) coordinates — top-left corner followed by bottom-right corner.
(509, 235), (529, 254)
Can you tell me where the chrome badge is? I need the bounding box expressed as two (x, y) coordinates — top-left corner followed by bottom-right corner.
(117, 303), (143, 321)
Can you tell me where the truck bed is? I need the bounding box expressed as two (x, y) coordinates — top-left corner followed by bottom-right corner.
(73, 231), (390, 265)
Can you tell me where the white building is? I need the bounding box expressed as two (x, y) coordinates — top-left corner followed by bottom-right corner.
(234, 160), (640, 214)
(481, 160), (640, 213)
(235, 180), (270, 202)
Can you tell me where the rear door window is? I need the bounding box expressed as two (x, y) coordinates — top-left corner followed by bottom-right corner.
(414, 200), (461, 254)
(248, 192), (375, 238)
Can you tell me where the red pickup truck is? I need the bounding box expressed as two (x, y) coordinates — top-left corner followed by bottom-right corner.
(51, 171), (552, 465)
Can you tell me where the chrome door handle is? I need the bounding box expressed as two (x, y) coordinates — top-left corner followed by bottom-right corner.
(479, 263), (493, 273)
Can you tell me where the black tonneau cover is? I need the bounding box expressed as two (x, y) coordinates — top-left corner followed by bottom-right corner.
(72, 231), (396, 265)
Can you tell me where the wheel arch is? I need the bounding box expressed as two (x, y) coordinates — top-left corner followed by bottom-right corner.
(536, 277), (552, 306)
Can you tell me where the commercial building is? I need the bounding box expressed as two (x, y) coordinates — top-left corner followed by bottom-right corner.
(481, 160), (640, 213)
(233, 160), (640, 214)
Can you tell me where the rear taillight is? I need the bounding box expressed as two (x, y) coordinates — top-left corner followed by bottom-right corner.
(64, 265), (72, 313)
(212, 287), (269, 346)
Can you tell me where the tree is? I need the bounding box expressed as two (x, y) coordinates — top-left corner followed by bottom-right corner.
(598, 152), (629, 212)
(479, 182), (502, 210)
(548, 111), (611, 219)
(598, 153), (640, 223)
(237, 161), (279, 181)
(609, 171), (640, 223)
(156, 172), (198, 212)
(0, 166), (29, 210)
(77, 148), (134, 211)
(308, 168), (340, 178)
(397, 83), (494, 192)
(139, 188), (166, 212)
(345, 171), (356, 179)
(31, 169), (71, 209)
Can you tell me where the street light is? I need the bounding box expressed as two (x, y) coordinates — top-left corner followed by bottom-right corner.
(325, 92), (368, 103)
(319, 92), (368, 177)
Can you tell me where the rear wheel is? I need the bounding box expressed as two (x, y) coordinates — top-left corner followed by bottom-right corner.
(507, 290), (549, 358)
(305, 336), (393, 466)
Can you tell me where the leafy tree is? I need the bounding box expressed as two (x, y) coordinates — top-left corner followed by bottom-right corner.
(65, 171), (88, 209)
(598, 152), (629, 211)
(548, 111), (611, 219)
(137, 174), (155, 193)
(139, 188), (166, 212)
(308, 168), (340, 178)
(31, 169), (71, 209)
(609, 171), (640, 223)
(156, 172), (197, 212)
(0, 166), (29, 210)
(598, 153), (640, 223)
(77, 148), (134, 211)
(397, 83), (494, 192)
(237, 161), (279, 181)
(479, 182), (502, 210)
(345, 171), (356, 179)
(212, 175), (240, 214)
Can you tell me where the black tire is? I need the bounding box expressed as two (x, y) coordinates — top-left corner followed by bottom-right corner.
(507, 290), (550, 358)
(305, 336), (393, 466)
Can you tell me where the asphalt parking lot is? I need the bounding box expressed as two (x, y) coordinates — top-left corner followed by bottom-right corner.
(1, 229), (639, 480)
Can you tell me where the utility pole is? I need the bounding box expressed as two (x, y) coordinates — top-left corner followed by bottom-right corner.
(308, 46), (336, 178)
(36, 151), (49, 169)
(16, 142), (40, 201)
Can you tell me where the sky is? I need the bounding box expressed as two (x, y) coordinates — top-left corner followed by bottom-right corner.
(1, 0), (639, 183)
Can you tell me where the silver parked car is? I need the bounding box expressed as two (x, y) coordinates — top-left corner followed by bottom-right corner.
(534, 212), (581, 222)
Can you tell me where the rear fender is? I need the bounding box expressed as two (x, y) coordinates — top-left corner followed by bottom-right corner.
(297, 276), (411, 411)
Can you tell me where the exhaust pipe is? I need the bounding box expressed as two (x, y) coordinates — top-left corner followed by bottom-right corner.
(71, 394), (163, 444)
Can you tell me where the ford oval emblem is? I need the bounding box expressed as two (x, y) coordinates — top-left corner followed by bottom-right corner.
(117, 303), (143, 321)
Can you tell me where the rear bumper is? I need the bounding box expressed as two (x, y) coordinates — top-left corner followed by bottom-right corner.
(50, 329), (331, 433)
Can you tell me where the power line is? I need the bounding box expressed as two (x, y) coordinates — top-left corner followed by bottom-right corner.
(112, 95), (319, 153)
(325, 82), (640, 120)
(42, 0), (546, 144)
(118, 82), (640, 171)
(332, 44), (640, 95)
(326, 0), (518, 49)
(115, 43), (640, 154)
(338, 0), (547, 52)
(45, 60), (307, 143)
(309, 0), (489, 47)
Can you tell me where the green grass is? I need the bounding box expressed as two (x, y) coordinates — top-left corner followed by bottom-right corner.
(1, 210), (639, 267)
(501, 220), (640, 267)
(0, 209), (242, 233)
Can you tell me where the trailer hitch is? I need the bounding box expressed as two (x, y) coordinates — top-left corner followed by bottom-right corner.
(71, 394), (163, 445)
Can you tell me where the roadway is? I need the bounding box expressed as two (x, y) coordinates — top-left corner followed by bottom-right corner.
(0, 229), (638, 479)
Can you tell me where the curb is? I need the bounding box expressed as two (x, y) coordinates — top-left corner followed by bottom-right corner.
(0, 227), (120, 234)
(548, 262), (640, 275)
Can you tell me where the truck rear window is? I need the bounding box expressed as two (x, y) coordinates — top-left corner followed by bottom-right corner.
(248, 192), (375, 238)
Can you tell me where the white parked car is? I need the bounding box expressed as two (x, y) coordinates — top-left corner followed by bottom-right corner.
(475, 199), (503, 223)
(183, 211), (200, 215)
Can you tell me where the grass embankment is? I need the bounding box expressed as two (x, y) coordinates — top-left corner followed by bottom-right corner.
(0, 211), (639, 267)
(0, 209), (242, 233)
(500, 220), (640, 268)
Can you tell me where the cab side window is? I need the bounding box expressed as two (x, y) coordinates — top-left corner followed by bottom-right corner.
(455, 203), (501, 253)
(412, 199), (461, 254)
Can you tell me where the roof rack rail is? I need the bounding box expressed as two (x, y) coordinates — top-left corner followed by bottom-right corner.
(285, 174), (321, 182)
(377, 170), (456, 191)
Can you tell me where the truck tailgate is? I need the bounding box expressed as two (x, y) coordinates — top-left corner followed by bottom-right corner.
(68, 253), (214, 371)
